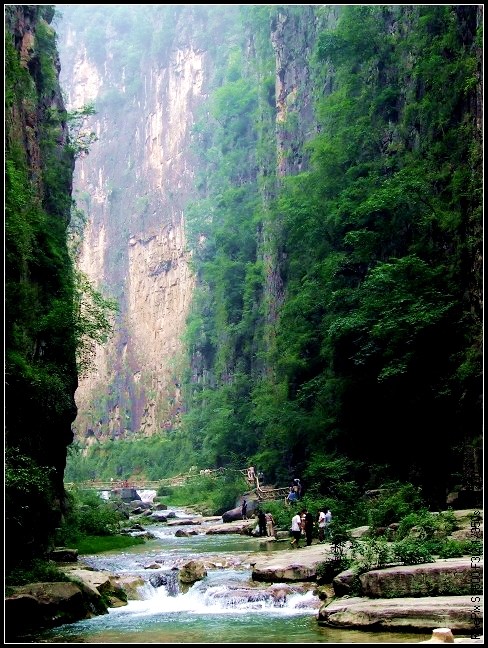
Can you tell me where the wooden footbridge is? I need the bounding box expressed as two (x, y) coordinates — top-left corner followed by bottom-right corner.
(65, 467), (290, 502)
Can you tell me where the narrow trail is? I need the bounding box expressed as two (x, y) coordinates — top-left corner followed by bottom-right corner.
(65, 467), (291, 502)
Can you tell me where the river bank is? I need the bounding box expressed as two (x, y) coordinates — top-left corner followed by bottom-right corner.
(5, 505), (483, 643)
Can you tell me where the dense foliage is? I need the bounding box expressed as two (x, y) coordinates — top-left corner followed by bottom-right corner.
(177, 5), (482, 506)
(54, 488), (144, 553)
(157, 472), (249, 516)
(5, 5), (116, 575)
(61, 6), (482, 510)
(5, 5), (77, 570)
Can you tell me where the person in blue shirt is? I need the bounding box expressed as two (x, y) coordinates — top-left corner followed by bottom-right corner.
(286, 487), (298, 505)
(324, 509), (332, 540)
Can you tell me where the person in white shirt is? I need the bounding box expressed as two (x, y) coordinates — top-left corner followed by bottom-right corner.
(290, 510), (304, 548)
(317, 509), (326, 542)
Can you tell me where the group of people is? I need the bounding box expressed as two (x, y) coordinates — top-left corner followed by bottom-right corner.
(257, 510), (276, 537)
(246, 467), (266, 485)
(241, 499), (275, 537)
(290, 507), (332, 547)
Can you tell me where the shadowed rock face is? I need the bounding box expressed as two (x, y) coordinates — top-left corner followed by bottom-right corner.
(5, 4), (77, 570)
(5, 581), (107, 640)
(222, 506), (245, 523)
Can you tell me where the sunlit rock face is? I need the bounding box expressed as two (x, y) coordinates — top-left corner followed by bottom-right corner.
(57, 13), (202, 441)
(56, 5), (333, 444)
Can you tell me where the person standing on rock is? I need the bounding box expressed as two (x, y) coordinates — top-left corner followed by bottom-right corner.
(290, 509), (304, 548)
(317, 509), (326, 542)
(324, 508), (332, 540)
(258, 510), (267, 537)
(241, 499), (248, 520)
(265, 511), (275, 537)
(304, 509), (314, 546)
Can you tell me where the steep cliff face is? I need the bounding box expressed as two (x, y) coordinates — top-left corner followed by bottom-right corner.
(272, 5), (328, 177)
(57, 7), (217, 442)
(54, 5), (482, 497)
(5, 4), (76, 565)
(57, 5), (332, 446)
(261, 6), (333, 332)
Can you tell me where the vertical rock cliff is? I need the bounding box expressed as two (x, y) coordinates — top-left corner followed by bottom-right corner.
(57, 7), (215, 442)
(5, 4), (77, 565)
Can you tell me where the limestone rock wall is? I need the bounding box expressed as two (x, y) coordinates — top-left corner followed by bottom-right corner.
(57, 13), (202, 441)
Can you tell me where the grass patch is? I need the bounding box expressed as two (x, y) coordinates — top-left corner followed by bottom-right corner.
(6, 558), (72, 588)
(75, 534), (146, 555)
(158, 473), (247, 516)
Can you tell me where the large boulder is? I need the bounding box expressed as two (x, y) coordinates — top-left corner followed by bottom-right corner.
(129, 501), (151, 513)
(59, 565), (131, 606)
(149, 511), (169, 521)
(222, 506), (245, 523)
(5, 580), (107, 639)
(48, 547), (79, 562)
(68, 568), (114, 596)
(359, 558), (479, 598)
(250, 543), (333, 583)
(178, 560), (207, 584)
(175, 528), (198, 537)
(332, 568), (359, 596)
(149, 568), (180, 595)
(318, 595), (475, 632)
(205, 519), (255, 534)
(112, 488), (141, 503)
(348, 526), (370, 539)
(110, 575), (145, 600)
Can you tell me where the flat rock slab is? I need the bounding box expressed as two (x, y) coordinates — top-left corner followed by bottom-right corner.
(249, 542), (333, 582)
(318, 595), (477, 632)
(360, 558), (481, 598)
(61, 568), (114, 597)
(205, 519), (255, 534)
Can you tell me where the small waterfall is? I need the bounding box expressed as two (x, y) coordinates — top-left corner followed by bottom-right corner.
(148, 569), (181, 596)
(131, 570), (320, 615)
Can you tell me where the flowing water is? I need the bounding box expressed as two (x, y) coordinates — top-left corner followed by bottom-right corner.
(28, 504), (431, 644)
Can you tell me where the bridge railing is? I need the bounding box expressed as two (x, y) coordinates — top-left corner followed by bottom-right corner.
(65, 469), (290, 500)
(64, 480), (162, 491)
(256, 486), (290, 501)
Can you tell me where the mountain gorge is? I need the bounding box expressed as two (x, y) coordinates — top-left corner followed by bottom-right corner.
(9, 4), (482, 516)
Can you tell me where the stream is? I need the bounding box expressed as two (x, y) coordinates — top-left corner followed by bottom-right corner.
(30, 499), (431, 643)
